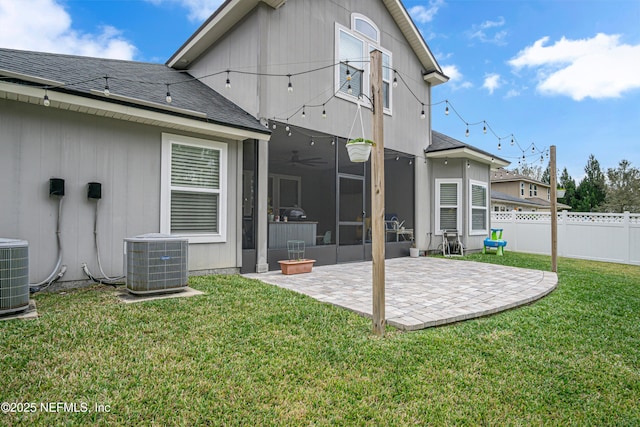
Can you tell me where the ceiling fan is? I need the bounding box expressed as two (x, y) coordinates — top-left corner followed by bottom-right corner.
(288, 150), (327, 167)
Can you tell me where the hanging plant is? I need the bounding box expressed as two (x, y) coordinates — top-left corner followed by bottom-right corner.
(346, 139), (374, 162)
(346, 103), (374, 163)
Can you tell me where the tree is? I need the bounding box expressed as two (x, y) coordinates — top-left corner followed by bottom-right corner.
(559, 167), (578, 208)
(575, 154), (607, 212)
(603, 160), (640, 212)
(513, 164), (544, 181)
(541, 165), (551, 185)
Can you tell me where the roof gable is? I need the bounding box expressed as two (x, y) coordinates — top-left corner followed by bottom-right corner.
(167, 0), (447, 85)
(426, 130), (509, 168)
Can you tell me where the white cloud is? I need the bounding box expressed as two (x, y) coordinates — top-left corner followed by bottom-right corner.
(146, 0), (224, 22)
(505, 89), (520, 98)
(409, 0), (445, 24)
(509, 33), (640, 100)
(483, 73), (501, 94)
(469, 17), (507, 45)
(442, 64), (473, 90)
(0, 0), (136, 59)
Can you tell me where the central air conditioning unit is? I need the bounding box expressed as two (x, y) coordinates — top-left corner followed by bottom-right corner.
(0, 238), (29, 316)
(124, 234), (188, 295)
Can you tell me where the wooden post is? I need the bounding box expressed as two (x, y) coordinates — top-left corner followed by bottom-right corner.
(370, 49), (385, 336)
(550, 145), (558, 273)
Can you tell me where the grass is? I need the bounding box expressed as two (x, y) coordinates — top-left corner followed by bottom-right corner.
(1, 252), (639, 426)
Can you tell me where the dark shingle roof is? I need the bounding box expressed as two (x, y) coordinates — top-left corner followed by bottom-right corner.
(491, 190), (547, 207)
(427, 130), (507, 163)
(0, 48), (269, 135)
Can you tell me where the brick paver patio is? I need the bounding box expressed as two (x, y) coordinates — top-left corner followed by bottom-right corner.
(245, 257), (557, 330)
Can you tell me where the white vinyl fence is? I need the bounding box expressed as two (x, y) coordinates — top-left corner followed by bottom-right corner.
(491, 211), (640, 265)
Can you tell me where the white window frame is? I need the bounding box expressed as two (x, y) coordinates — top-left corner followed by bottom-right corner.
(335, 16), (393, 115)
(469, 179), (489, 235)
(435, 178), (462, 235)
(520, 182), (525, 196)
(161, 133), (227, 243)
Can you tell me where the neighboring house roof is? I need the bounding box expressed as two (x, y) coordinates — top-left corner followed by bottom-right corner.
(491, 190), (571, 210)
(492, 170), (549, 187)
(0, 48), (270, 139)
(426, 130), (510, 168)
(167, 0), (448, 85)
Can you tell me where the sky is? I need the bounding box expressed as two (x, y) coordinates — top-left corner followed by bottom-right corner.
(0, 0), (638, 181)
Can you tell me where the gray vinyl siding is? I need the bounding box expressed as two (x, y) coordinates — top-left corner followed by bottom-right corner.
(189, 0), (432, 157)
(0, 99), (239, 282)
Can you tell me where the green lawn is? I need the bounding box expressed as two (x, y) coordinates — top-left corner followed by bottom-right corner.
(1, 253), (639, 426)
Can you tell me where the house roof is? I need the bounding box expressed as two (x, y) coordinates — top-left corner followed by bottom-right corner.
(0, 48), (270, 139)
(426, 130), (510, 169)
(491, 190), (572, 210)
(167, 0), (448, 85)
(492, 170), (549, 187)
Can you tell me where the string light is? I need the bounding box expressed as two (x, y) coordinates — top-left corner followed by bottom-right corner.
(409, 159), (413, 165)
(310, 138), (315, 146)
(165, 84), (172, 104)
(420, 103), (425, 120)
(498, 142), (501, 150)
(392, 70), (398, 88)
(395, 156), (400, 161)
(444, 159), (448, 165)
(346, 63), (351, 81)
(445, 102), (449, 116)
(301, 105), (306, 118)
(322, 104), (327, 119)
(465, 127), (469, 138)
(483, 121), (487, 134)
(43, 89), (50, 107)
(225, 70), (231, 89)
(287, 74), (293, 93)
(103, 76), (110, 96)
(347, 82), (352, 94)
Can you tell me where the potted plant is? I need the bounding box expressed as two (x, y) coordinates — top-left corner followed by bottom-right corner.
(278, 240), (315, 275)
(557, 187), (566, 198)
(409, 241), (419, 258)
(346, 138), (375, 163)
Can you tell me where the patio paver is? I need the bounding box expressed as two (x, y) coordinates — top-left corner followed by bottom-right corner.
(244, 257), (557, 330)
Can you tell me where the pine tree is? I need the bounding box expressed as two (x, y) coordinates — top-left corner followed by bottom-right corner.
(603, 160), (640, 212)
(575, 154), (607, 212)
(559, 167), (578, 209)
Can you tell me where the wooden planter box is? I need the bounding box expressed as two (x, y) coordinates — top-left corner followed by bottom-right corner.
(278, 259), (316, 275)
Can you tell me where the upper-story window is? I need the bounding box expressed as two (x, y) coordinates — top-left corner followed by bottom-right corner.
(336, 14), (392, 113)
(520, 182), (525, 196)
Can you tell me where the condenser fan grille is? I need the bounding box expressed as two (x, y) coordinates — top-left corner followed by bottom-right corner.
(125, 234), (188, 295)
(0, 239), (29, 315)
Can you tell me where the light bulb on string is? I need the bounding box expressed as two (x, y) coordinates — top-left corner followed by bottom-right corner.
(272, 122), (277, 130)
(395, 156), (400, 161)
(465, 127), (469, 138)
(532, 146), (535, 153)
(322, 104), (327, 119)
(498, 142), (501, 150)
(165, 84), (172, 104)
(310, 138), (315, 146)
(510, 136), (514, 146)
(287, 74), (293, 93)
(43, 90), (50, 107)
(392, 71), (398, 88)
(483, 121), (487, 134)
(347, 83), (352, 94)
(331, 137), (335, 146)
(467, 161), (471, 169)
(444, 159), (448, 165)
(409, 159), (413, 165)
(104, 76), (110, 96)
(420, 103), (426, 120)
(225, 70), (231, 89)
(345, 64), (351, 81)
(540, 155), (544, 163)
(301, 105), (306, 118)
(288, 131), (292, 137)
(445, 104), (449, 116)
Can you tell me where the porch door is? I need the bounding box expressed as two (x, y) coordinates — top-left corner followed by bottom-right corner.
(337, 174), (366, 262)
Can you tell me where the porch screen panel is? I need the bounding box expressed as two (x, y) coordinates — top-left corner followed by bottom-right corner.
(471, 183), (487, 231)
(440, 183), (458, 231)
(170, 143), (221, 234)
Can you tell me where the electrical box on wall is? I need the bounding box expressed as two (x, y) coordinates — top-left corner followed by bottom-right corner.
(49, 178), (65, 196)
(88, 182), (102, 199)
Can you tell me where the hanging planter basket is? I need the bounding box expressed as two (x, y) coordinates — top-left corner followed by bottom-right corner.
(345, 101), (374, 163)
(346, 138), (375, 162)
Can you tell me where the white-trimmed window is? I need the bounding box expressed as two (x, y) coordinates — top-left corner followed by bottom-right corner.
(335, 14), (392, 113)
(547, 188), (550, 201)
(435, 179), (461, 234)
(161, 134), (227, 243)
(520, 182), (525, 196)
(469, 180), (488, 235)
